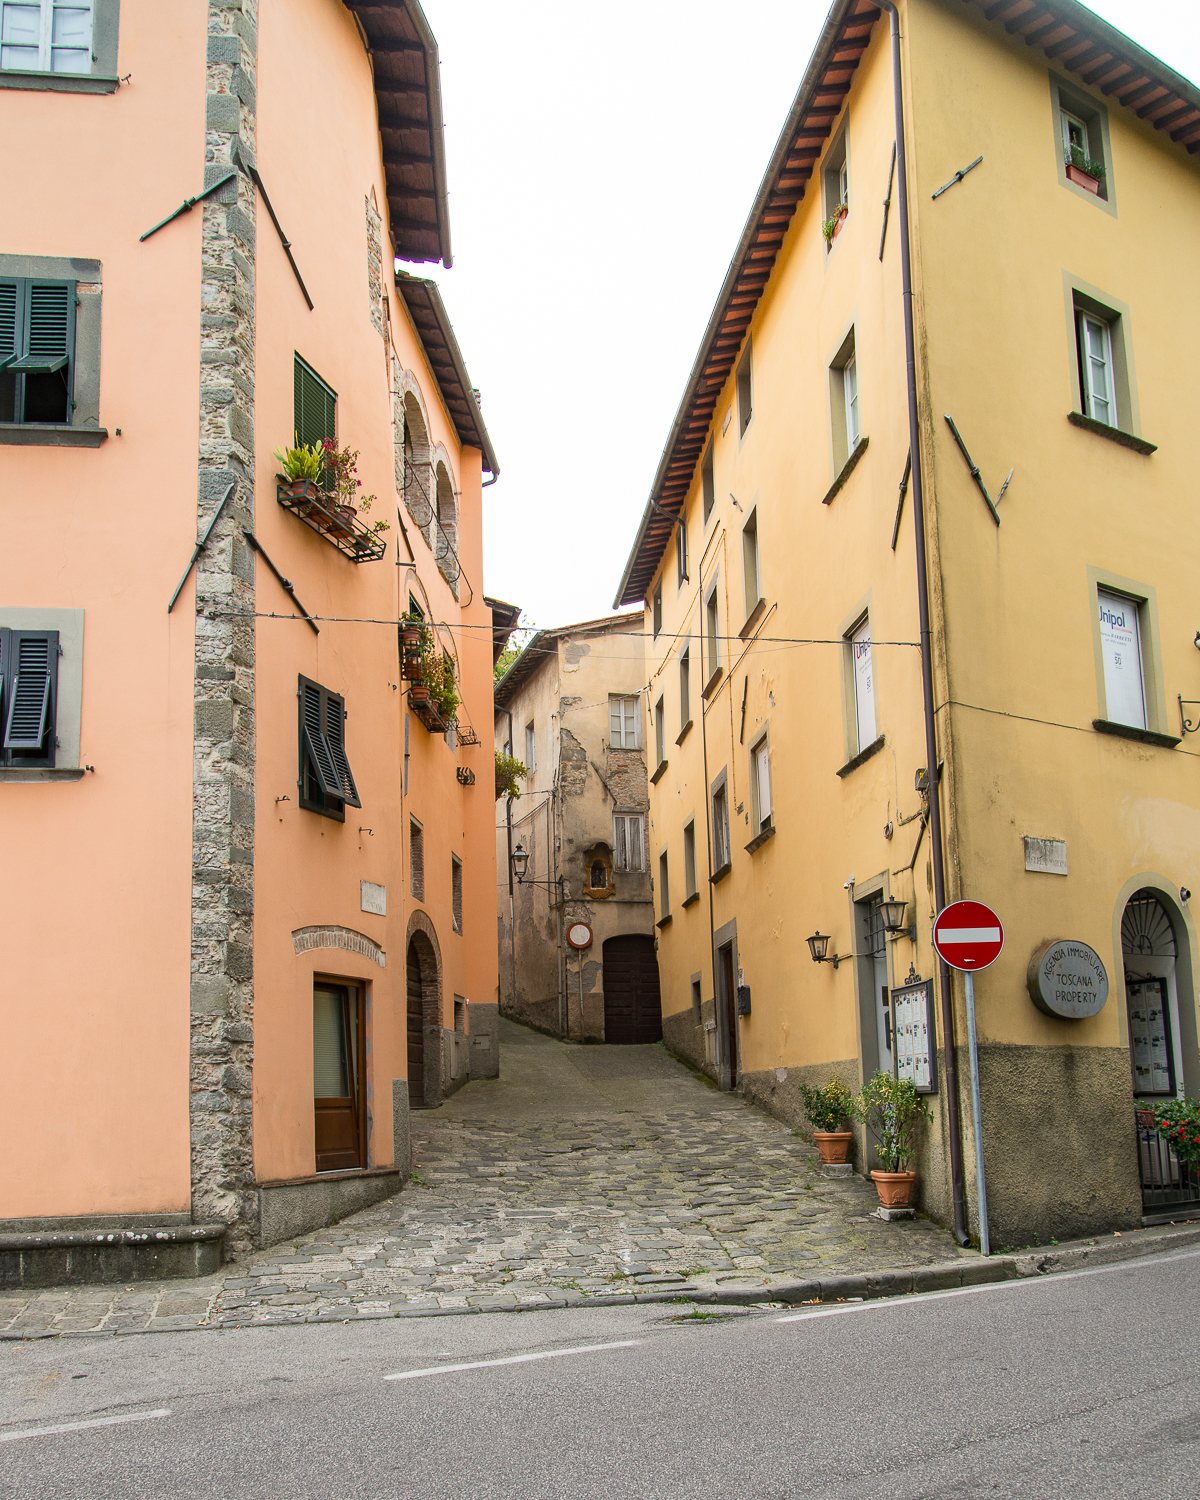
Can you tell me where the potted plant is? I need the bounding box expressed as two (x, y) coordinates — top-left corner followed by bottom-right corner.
(1140, 1097), (1200, 1166)
(400, 612), (430, 680)
(798, 1074), (856, 1164)
(822, 202), (848, 246)
(274, 438), (324, 503)
(495, 750), (526, 802)
(408, 681), (432, 709)
(319, 440), (390, 542)
(432, 654), (459, 723)
(1065, 144), (1105, 196)
(856, 1070), (931, 1208)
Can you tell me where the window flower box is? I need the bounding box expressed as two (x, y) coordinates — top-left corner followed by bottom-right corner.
(1066, 162), (1101, 195)
(276, 478), (388, 563)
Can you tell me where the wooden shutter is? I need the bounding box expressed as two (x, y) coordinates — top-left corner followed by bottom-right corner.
(294, 356), (336, 449)
(12, 282), (74, 374)
(323, 689), (361, 808)
(301, 679), (340, 797)
(0, 280), (20, 370)
(3, 630), (58, 755)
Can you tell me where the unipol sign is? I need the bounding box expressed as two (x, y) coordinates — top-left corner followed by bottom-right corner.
(1026, 939), (1109, 1020)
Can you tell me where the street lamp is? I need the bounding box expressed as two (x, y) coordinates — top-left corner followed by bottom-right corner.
(806, 931), (840, 969)
(511, 842), (529, 883)
(880, 895), (916, 943)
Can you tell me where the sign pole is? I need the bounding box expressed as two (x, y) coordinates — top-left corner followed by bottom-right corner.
(963, 971), (990, 1257)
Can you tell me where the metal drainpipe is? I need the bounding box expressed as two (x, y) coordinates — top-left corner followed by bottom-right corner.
(876, 0), (969, 1247)
(505, 710), (518, 1028)
(699, 620), (722, 1090)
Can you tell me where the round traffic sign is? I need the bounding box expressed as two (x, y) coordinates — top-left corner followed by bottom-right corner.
(566, 922), (593, 950)
(933, 900), (1004, 972)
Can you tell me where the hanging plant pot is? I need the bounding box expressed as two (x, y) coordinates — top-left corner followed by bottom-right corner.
(831, 206), (848, 241)
(812, 1130), (853, 1165)
(409, 683), (431, 708)
(401, 623), (423, 651)
(1066, 163), (1101, 195)
(870, 1170), (917, 1209)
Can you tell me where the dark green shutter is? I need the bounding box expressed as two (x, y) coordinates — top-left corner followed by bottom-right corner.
(293, 356), (336, 450)
(324, 692), (361, 808)
(3, 630), (57, 755)
(302, 680), (340, 797)
(0, 280), (20, 370)
(12, 282), (73, 374)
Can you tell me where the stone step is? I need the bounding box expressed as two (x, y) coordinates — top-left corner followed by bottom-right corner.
(0, 1223), (226, 1289)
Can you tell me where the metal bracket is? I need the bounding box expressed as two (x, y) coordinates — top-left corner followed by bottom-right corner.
(890, 450), (912, 551)
(944, 415), (1009, 527)
(141, 171), (238, 242)
(879, 141), (897, 262)
(456, 766), (476, 786)
(1179, 697), (1200, 735)
(241, 529), (319, 634)
(168, 480), (235, 612)
(931, 155), (983, 200)
(247, 165), (314, 311)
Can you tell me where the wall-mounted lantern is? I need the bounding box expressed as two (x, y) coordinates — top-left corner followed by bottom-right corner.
(806, 931), (841, 968)
(510, 843), (529, 882)
(880, 896), (916, 943)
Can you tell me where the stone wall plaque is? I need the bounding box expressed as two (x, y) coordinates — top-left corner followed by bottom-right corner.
(360, 880), (387, 916)
(1024, 837), (1067, 875)
(1027, 939), (1109, 1019)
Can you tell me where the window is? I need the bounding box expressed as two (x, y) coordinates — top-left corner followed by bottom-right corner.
(652, 585), (662, 640)
(1097, 589), (1147, 730)
(609, 694), (639, 749)
(742, 509), (760, 621)
(850, 616), (876, 753)
(410, 817), (424, 901)
(712, 784), (730, 872)
(654, 695), (665, 769)
(613, 812), (644, 872)
(524, 719), (536, 774)
(705, 586), (720, 687)
(0, 276), (75, 425)
(299, 675), (360, 821)
(751, 735), (772, 835)
(828, 328), (860, 473)
(823, 122), (849, 227)
(736, 340), (753, 437)
(294, 355), (336, 450)
(1051, 74), (1113, 207)
(679, 646), (691, 731)
(683, 819), (697, 899)
(658, 851), (670, 922)
(1077, 310), (1114, 426)
(701, 443), (715, 523)
(676, 516), (689, 585)
(692, 977), (702, 1021)
(0, 0), (119, 87)
(451, 854), (463, 934)
(0, 627), (57, 767)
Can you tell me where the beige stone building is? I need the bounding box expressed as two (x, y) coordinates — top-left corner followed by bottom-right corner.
(494, 616), (660, 1042)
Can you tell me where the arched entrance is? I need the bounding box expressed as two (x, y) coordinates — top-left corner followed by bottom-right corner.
(602, 934), (662, 1045)
(405, 926), (441, 1108)
(1122, 889), (1200, 1213)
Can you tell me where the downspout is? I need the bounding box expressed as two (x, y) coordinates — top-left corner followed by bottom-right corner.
(699, 622), (722, 1090)
(876, 0), (969, 1247)
(506, 709), (517, 1024)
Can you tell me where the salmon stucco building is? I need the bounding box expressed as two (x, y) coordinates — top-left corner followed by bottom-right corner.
(617, 0), (1200, 1249)
(1, 0), (507, 1281)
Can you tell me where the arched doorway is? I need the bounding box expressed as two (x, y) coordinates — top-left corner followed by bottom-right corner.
(405, 929), (440, 1107)
(602, 934), (662, 1044)
(1122, 889), (1200, 1212)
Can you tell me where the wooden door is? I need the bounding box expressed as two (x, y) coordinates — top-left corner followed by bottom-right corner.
(313, 983), (363, 1172)
(602, 935), (663, 1044)
(406, 942), (425, 1095)
(720, 944), (739, 1086)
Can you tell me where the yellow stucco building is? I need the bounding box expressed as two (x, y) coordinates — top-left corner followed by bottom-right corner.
(616, 0), (1200, 1248)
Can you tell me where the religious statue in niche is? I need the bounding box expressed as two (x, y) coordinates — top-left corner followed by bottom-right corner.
(583, 844), (614, 899)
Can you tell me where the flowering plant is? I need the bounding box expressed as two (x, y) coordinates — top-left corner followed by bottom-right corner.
(798, 1074), (856, 1134)
(318, 440), (388, 534)
(1142, 1097), (1200, 1167)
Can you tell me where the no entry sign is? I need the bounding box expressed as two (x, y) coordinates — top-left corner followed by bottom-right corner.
(933, 900), (1004, 972)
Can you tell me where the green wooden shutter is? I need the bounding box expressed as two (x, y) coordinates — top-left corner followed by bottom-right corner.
(3, 630), (58, 757)
(293, 356), (336, 450)
(324, 691), (361, 808)
(12, 282), (74, 374)
(0, 280), (21, 371)
(301, 679), (340, 797)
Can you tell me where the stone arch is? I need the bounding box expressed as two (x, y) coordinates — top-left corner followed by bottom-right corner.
(405, 910), (443, 1106)
(1113, 875), (1200, 1099)
(396, 371), (433, 543)
(292, 925), (386, 968)
(432, 450), (459, 597)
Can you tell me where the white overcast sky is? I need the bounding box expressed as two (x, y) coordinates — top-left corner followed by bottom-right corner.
(414, 1), (1200, 631)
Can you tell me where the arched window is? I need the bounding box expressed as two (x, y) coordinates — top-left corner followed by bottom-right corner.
(434, 461), (459, 594)
(402, 393), (432, 540)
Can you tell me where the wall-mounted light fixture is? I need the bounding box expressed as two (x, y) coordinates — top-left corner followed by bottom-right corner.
(879, 895), (915, 943)
(511, 842), (530, 882)
(806, 931), (842, 968)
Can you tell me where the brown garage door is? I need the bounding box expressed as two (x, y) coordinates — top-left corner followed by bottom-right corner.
(602, 934), (662, 1044)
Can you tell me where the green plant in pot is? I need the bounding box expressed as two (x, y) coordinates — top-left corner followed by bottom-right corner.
(856, 1070), (931, 1208)
(274, 438), (324, 500)
(432, 654), (459, 721)
(822, 201), (848, 245)
(1140, 1097), (1200, 1166)
(319, 440), (389, 539)
(400, 612), (431, 679)
(798, 1074), (856, 1165)
(495, 751), (526, 802)
(1064, 143), (1105, 194)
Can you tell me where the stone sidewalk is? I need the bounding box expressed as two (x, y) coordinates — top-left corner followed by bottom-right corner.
(2, 1020), (975, 1337)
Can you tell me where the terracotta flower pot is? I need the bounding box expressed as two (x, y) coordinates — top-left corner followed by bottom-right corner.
(409, 683), (431, 708)
(1136, 1109), (1157, 1130)
(1066, 163), (1100, 195)
(401, 624), (423, 650)
(278, 476), (319, 503)
(813, 1130), (853, 1164)
(871, 1170), (917, 1209)
(831, 208), (848, 241)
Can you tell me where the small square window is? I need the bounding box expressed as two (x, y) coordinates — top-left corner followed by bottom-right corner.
(652, 585), (662, 640)
(736, 340), (753, 437)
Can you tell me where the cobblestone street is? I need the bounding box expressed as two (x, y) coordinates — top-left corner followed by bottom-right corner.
(1, 1021), (971, 1336)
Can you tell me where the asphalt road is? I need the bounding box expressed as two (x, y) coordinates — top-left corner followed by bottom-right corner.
(2, 1246), (1198, 1499)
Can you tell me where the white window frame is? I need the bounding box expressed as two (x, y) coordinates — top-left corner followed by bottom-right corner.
(850, 615), (876, 753)
(1097, 587), (1147, 730)
(1061, 107), (1089, 157)
(752, 735), (772, 833)
(712, 785), (730, 870)
(658, 849), (670, 920)
(683, 818), (697, 898)
(608, 694), (640, 749)
(1078, 311), (1115, 426)
(1, 1), (93, 74)
(613, 812), (645, 872)
(679, 646), (691, 730)
(654, 695), (665, 767)
(844, 355), (859, 449)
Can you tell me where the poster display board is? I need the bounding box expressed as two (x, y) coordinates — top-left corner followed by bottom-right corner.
(891, 976), (937, 1094)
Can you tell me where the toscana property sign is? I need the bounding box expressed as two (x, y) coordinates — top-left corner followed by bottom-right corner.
(1027, 939), (1110, 1019)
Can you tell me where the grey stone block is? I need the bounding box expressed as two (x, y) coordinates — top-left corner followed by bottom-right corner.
(225, 941), (253, 980)
(393, 1080), (411, 1178)
(191, 975), (230, 1014)
(0, 1225), (225, 1288)
(203, 162), (239, 202)
(206, 91), (240, 133)
(225, 204), (255, 254)
(257, 1171), (402, 1249)
(469, 1002), (500, 1081)
(195, 699), (234, 738)
(207, 33), (240, 63)
(231, 64), (255, 109)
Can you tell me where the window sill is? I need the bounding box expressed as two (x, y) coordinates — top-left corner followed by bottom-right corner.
(821, 434), (869, 506)
(836, 734), (886, 778)
(682, 891), (700, 909)
(0, 767), (85, 782)
(1067, 412), (1156, 456)
(656, 914), (673, 930)
(745, 822), (777, 854)
(710, 861), (732, 884)
(675, 719), (693, 746)
(1092, 718), (1180, 749)
(701, 666), (724, 700)
(739, 598), (767, 639)
(649, 759), (669, 785)
(0, 69), (118, 94)
(0, 423), (108, 447)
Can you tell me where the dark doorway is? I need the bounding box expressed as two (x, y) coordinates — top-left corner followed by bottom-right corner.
(406, 940), (426, 1097)
(313, 981), (365, 1172)
(602, 934), (662, 1044)
(719, 942), (739, 1087)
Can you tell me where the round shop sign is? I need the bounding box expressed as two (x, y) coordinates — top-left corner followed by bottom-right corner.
(567, 922), (593, 950)
(1027, 939), (1109, 1019)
